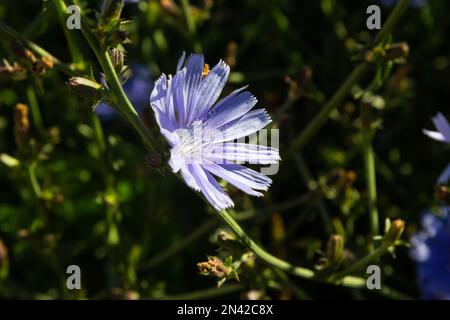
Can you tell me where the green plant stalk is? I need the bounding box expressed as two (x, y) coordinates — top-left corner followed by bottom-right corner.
(287, 63), (368, 156)
(53, 0), (85, 69)
(329, 242), (392, 282)
(0, 21), (77, 76)
(361, 102), (379, 244)
(26, 85), (45, 135)
(180, 0), (201, 52)
(139, 194), (313, 271)
(75, 8), (159, 153)
(293, 153), (332, 235)
(27, 162), (42, 199)
(217, 208), (315, 279)
(287, 0), (410, 156)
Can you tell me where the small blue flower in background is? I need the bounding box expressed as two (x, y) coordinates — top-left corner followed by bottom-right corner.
(150, 53), (280, 211)
(410, 207), (450, 299)
(96, 64), (153, 120)
(380, 0), (427, 8)
(423, 112), (450, 184)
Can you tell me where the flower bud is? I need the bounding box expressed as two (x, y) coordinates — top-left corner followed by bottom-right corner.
(108, 48), (126, 74)
(69, 77), (102, 99)
(326, 234), (345, 264)
(436, 185), (450, 204)
(385, 42), (409, 60)
(384, 219), (405, 244)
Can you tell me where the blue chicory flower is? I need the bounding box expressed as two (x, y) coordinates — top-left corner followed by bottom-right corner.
(96, 64), (153, 119)
(423, 112), (450, 184)
(150, 53), (280, 210)
(410, 207), (450, 299)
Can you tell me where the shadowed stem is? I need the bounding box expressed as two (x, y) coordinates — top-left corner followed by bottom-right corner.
(286, 0), (410, 157)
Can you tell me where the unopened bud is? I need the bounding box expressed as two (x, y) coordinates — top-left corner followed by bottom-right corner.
(384, 219), (405, 244)
(385, 42), (409, 60)
(69, 77), (102, 99)
(108, 48), (126, 74)
(326, 234), (345, 264)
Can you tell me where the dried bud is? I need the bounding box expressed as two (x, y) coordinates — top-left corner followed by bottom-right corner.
(326, 234), (345, 264)
(32, 56), (54, 75)
(0, 239), (8, 267)
(384, 219), (405, 244)
(14, 103), (30, 148)
(69, 77), (103, 99)
(385, 42), (409, 60)
(0, 59), (27, 81)
(436, 185), (450, 203)
(197, 256), (231, 278)
(284, 75), (299, 100)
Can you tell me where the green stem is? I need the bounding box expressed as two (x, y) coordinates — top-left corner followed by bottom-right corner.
(217, 208), (315, 279)
(329, 242), (391, 282)
(27, 162), (42, 198)
(372, 0), (410, 45)
(139, 194), (313, 271)
(293, 153), (332, 235)
(180, 0), (201, 52)
(287, 63), (368, 156)
(26, 85), (45, 135)
(53, 0), (85, 69)
(362, 105), (379, 241)
(287, 0), (409, 156)
(0, 21), (77, 76)
(75, 6), (159, 153)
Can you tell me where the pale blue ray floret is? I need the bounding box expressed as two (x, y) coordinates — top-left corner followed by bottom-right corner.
(150, 53), (280, 210)
(423, 112), (450, 184)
